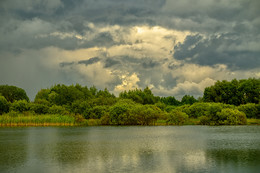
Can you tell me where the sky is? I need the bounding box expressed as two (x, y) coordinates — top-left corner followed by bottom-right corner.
(0, 0), (259, 100)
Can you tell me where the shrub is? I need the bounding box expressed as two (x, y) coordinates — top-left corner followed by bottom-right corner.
(167, 110), (189, 125)
(0, 85), (29, 102)
(70, 100), (91, 115)
(10, 100), (30, 113)
(132, 105), (160, 125)
(7, 110), (20, 117)
(238, 103), (258, 119)
(29, 103), (49, 114)
(174, 104), (191, 115)
(216, 108), (247, 125)
(199, 116), (211, 125)
(48, 105), (69, 115)
(34, 99), (51, 106)
(88, 106), (107, 119)
(109, 99), (135, 125)
(100, 113), (110, 125)
(165, 105), (177, 113)
(87, 119), (101, 126)
(0, 96), (10, 114)
(72, 114), (85, 124)
(155, 102), (167, 111)
(187, 102), (210, 118)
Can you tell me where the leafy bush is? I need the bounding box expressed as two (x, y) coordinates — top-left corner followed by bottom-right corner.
(167, 110), (189, 125)
(34, 99), (51, 106)
(174, 104), (191, 115)
(155, 102), (167, 111)
(10, 100), (30, 113)
(203, 78), (260, 105)
(0, 85), (29, 102)
(0, 96), (10, 114)
(29, 103), (49, 114)
(181, 95), (198, 105)
(100, 113), (110, 125)
(199, 116), (211, 125)
(238, 103), (259, 118)
(72, 114), (85, 124)
(216, 108), (247, 125)
(48, 105), (69, 115)
(88, 106), (107, 119)
(70, 100), (91, 115)
(186, 102), (210, 118)
(132, 105), (161, 125)
(109, 100), (133, 125)
(165, 105), (177, 113)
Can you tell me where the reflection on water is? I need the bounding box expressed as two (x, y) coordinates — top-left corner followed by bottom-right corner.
(0, 126), (260, 173)
(0, 128), (28, 172)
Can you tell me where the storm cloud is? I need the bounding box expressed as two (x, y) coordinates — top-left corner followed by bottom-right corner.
(0, 0), (259, 100)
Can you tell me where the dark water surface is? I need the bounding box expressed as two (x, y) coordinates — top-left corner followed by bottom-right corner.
(0, 126), (260, 173)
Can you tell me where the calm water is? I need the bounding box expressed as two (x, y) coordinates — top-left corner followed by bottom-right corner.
(0, 126), (260, 173)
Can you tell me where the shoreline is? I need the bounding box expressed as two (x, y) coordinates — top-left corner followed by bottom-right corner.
(1, 118), (259, 127)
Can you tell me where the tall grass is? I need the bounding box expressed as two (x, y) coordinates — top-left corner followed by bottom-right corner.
(0, 112), (76, 126)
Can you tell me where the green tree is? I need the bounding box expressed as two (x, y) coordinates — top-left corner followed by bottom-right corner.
(203, 78), (260, 105)
(109, 99), (135, 125)
(49, 84), (85, 105)
(238, 103), (259, 119)
(181, 95), (197, 105)
(34, 89), (50, 102)
(0, 95), (10, 114)
(167, 110), (189, 125)
(0, 85), (29, 102)
(216, 108), (247, 125)
(186, 102), (210, 118)
(88, 106), (108, 119)
(29, 103), (49, 114)
(48, 105), (69, 115)
(132, 105), (161, 125)
(238, 78), (260, 104)
(70, 100), (91, 115)
(160, 96), (180, 106)
(10, 100), (30, 113)
(119, 87), (158, 105)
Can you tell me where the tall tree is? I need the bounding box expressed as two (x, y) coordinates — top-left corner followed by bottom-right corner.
(203, 78), (260, 105)
(0, 85), (29, 102)
(181, 95), (198, 105)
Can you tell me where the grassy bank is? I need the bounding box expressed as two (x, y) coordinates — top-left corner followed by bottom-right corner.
(247, 119), (260, 125)
(0, 114), (77, 127)
(0, 113), (259, 127)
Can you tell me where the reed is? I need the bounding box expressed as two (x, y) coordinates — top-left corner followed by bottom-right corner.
(0, 113), (76, 126)
(247, 119), (260, 125)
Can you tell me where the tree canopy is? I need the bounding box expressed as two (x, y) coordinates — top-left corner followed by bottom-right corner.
(203, 78), (260, 105)
(0, 78), (259, 125)
(0, 85), (29, 102)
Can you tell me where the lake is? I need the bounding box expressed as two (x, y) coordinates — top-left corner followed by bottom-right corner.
(0, 126), (260, 173)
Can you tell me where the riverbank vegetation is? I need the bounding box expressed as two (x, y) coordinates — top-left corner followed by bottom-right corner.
(0, 78), (259, 126)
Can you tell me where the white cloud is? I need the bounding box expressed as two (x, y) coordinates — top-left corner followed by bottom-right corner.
(114, 73), (140, 95)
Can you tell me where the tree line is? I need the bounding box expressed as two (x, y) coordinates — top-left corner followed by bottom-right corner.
(0, 78), (259, 126)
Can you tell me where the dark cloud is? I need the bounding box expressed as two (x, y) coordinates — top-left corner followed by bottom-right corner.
(78, 57), (100, 66)
(174, 34), (260, 70)
(1, 0), (260, 52)
(1, 0), (260, 100)
(59, 61), (74, 67)
(142, 59), (160, 69)
(104, 58), (121, 68)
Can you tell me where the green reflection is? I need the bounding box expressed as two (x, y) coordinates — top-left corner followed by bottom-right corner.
(0, 128), (28, 172)
(206, 149), (260, 166)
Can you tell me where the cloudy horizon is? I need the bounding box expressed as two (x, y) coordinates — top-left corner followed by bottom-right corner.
(0, 0), (259, 100)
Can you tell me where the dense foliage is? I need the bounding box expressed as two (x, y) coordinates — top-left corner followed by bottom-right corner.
(0, 78), (259, 126)
(0, 85), (29, 102)
(203, 78), (260, 105)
